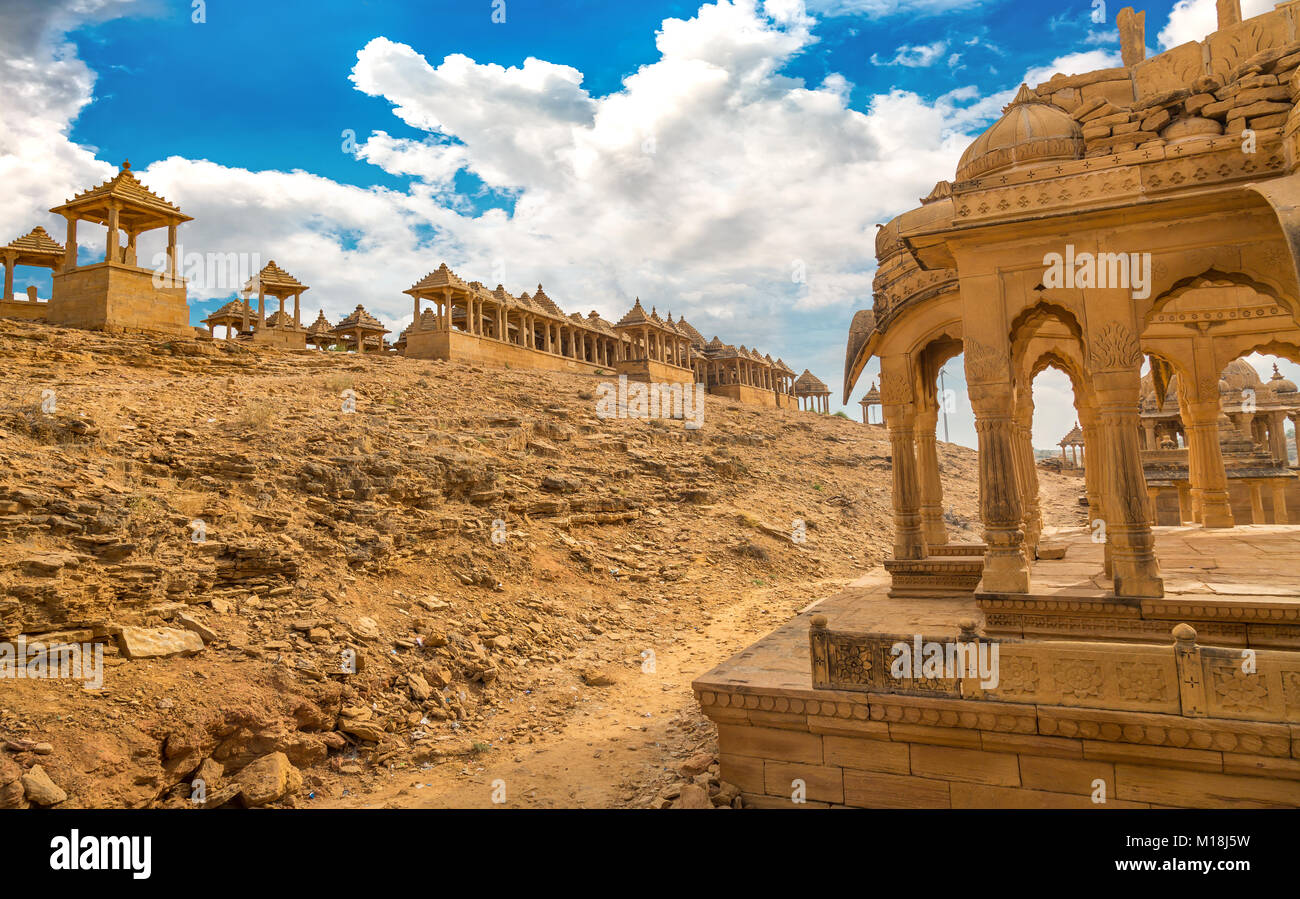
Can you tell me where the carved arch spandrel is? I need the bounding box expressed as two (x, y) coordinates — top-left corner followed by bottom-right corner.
(872, 288), (963, 360)
(849, 288), (962, 404)
(1212, 337), (1300, 372)
(1013, 288), (1086, 335)
(1007, 301), (1090, 392)
(1143, 268), (1293, 324)
(1243, 168), (1300, 301)
(1134, 245), (1292, 322)
(1008, 301), (1086, 362)
(878, 355), (915, 408)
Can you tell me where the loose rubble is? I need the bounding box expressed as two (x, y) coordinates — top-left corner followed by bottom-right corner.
(0, 319), (1079, 807)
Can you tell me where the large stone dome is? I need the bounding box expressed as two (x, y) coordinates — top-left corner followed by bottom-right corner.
(1219, 358), (1264, 392)
(956, 84), (1084, 182)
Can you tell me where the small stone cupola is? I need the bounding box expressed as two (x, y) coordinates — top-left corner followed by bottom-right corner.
(955, 84), (1085, 182)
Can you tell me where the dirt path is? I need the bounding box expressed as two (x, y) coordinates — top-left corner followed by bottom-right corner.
(335, 577), (850, 809)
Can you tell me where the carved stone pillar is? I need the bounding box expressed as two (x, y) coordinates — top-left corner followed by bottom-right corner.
(915, 404), (947, 549)
(1142, 419), (1157, 451)
(970, 380), (1030, 592)
(1093, 368), (1163, 598)
(106, 202), (120, 264)
(1271, 479), (1289, 524)
(884, 400), (925, 561)
(1014, 389), (1043, 559)
(166, 223), (177, 283)
(1270, 411), (1288, 464)
(1080, 409), (1112, 577)
(1284, 413), (1294, 470)
(1181, 396), (1234, 528)
(63, 215), (78, 272)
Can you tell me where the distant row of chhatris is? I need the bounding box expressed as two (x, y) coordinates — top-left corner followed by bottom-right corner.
(0, 161), (838, 410)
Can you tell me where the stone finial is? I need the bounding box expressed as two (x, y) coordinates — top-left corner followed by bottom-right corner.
(1217, 0), (1241, 29)
(1118, 7), (1145, 68)
(1002, 83), (1038, 113)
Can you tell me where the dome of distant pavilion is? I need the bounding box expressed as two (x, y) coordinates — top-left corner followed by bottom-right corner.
(1218, 358), (1264, 392)
(956, 84), (1084, 182)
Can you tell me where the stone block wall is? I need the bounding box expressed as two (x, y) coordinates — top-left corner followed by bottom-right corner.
(709, 382), (778, 408)
(49, 263), (190, 336)
(406, 326), (611, 376)
(0, 298), (48, 322)
(615, 356), (695, 386)
(700, 689), (1300, 808)
(252, 327), (308, 350)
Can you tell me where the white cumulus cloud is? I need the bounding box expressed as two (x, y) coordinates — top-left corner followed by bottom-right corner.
(871, 41), (951, 67)
(1157, 0), (1275, 49)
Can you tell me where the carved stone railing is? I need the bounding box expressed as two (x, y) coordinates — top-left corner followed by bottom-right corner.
(809, 617), (1300, 723)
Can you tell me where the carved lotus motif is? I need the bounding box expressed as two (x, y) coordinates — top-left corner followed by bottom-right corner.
(1211, 665), (1268, 712)
(1282, 671), (1300, 711)
(997, 656), (1039, 695)
(1116, 662), (1168, 703)
(1053, 658), (1104, 700)
(829, 637), (872, 685)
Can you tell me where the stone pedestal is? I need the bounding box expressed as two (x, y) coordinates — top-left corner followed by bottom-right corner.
(49, 262), (190, 336)
(252, 327), (308, 349)
(883, 555), (985, 599)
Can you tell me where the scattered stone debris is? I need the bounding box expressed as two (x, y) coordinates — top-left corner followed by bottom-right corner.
(0, 319), (1079, 807)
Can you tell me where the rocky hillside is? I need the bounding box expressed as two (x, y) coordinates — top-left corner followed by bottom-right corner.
(0, 318), (1080, 808)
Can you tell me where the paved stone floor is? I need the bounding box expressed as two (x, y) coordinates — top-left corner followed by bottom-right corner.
(1035, 524), (1300, 600)
(696, 525), (1300, 698)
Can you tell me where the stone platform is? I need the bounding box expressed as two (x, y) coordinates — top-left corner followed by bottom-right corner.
(980, 526), (1300, 648)
(883, 545), (985, 599)
(694, 526), (1300, 808)
(252, 326), (308, 349)
(49, 262), (190, 335)
(406, 327), (610, 375)
(709, 382), (784, 408)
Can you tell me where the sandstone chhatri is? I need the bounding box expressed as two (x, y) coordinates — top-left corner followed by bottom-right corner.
(2, 0), (1300, 875)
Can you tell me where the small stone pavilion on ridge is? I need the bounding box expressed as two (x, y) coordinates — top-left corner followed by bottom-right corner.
(2, 178), (820, 398)
(1, 226), (64, 321)
(45, 161), (192, 335)
(794, 369), (832, 412)
(398, 261), (810, 406)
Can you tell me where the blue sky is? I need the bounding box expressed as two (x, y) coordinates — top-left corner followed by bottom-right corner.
(3, 0), (1292, 449)
(68, 0), (1145, 191)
